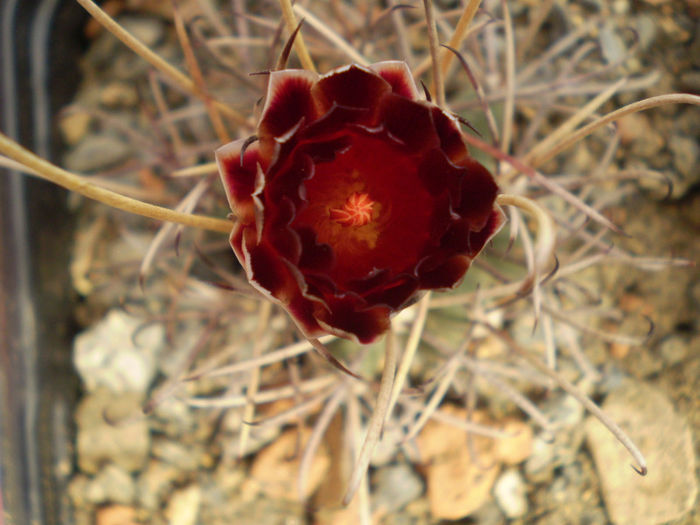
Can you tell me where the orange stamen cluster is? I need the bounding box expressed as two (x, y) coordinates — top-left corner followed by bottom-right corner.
(329, 192), (374, 227)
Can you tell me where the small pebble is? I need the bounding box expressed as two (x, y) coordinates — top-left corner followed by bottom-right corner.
(658, 335), (689, 366)
(493, 469), (528, 519)
(136, 460), (180, 511)
(165, 485), (201, 525)
(241, 428), (330, 500)
(100, 82), (139, 107)
(371, 463), (424, 514)
(524, 433), (556, 482)
(493, 419), (533, 465)
(95, 505), (138, 525)
(59, 111), (92, 145)
(85, 464), (136, 504)
(668, 134), (699, 195)
(417, 407), (500, 520)
(73, 309), (164, 394)
(151, 439), (201, 471)
(75, 389), (150, 474)
(599, 21), (626, 64)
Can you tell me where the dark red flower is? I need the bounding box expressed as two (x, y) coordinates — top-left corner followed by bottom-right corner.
(216, 61), (504, 343)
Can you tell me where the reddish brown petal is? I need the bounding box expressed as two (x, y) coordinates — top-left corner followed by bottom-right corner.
(347, 268), (391, 294)
(245, 240), (296, 300)
(314, 295), (391, 344)
(258, 69), (320, 141)
(439, 219), (475, 255)
(417, 148), (463, 201)
(426, 193), (454, 245)
(370, 61), (420, 100)
(465, 208), (506, 257)
(311, 64), (391, 113)
(300, 105), (369, 142)
(379, 93), (440, 151)
(416, 254), (471, 290)
(215, 138), (263, 223)
(296, 227), (334, 273)
(303, 273), (338, 300)
(266, 150), (314, 208)
(285, 293), (325, 338)
(265, 197), (303, 263)
(362, 275), (419, 310)
(452, 158), (500, 231)
(436, 208), (504, 260)
(431, 107), (469, 163)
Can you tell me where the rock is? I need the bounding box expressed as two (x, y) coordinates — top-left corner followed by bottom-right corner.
(658, 335), (690, 366)
(95, 505), (138, 525)
(371, 463), (424, 515)
(151, 439), (202, 471)
(493, 468), (528, 519)
(135, 460), (180, 511)
(529, 454), (607, 525)
(585, 379), (697, 525)
(67, 475), (91, 508)
(241, 427), (330, 500)
(212, 462), (246, 494)
(600, 21), (627, 64)
(85, 464), (136, 504)
(75, 389), (150, 474)
(59, 110), (92, 145)
(100, 82), (139, 108)
(63, 133), (132, 173)
(493, 419), (533, 465)
(165, 485), (201, 525)
(416, 406), (500, 520)
(465, 500), (505, 525)
(151, 397), (197, 439)
(73, 309), (164, 394)
(668, 134), (699, 197)
(524, 433), (557, 483)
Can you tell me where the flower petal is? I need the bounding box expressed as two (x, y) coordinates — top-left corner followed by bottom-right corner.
(314, 294), (391, 344)
(379, 93), (440, 151)
(417, 148), (463, 200)
(417, 254), (471, 289)
(453, 158), (501, 231)
(215, 138), (263, 223)
(465, 208), (506, 256)
(265, 197), (303, 263)
(362, 274), (419, 310)
(370, 60), (420, 100)
(431, 107), (470, 163)
(296, 226), (334, 273)
(238, 233), (326, 338)
(311, 64), (391, 113)
(258, 69), (320, 141)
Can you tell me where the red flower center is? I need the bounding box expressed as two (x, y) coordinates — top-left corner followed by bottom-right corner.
(329, 192), (375, 227)
(293, 130), (434, 288)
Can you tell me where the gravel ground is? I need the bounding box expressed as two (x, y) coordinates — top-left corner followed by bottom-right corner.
(54, 1), (698, 524)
